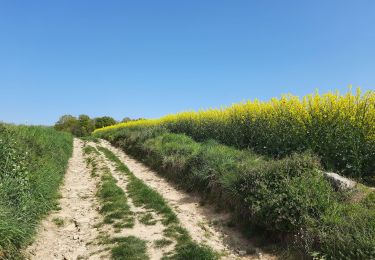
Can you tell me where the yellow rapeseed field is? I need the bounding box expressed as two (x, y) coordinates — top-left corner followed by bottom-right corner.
(95, 89), (375, 178)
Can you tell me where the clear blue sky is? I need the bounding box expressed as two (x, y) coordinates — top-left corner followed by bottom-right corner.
(1, 1), (374, 125)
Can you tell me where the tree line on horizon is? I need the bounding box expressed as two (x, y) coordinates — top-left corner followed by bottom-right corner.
(54, 114), (143, 137)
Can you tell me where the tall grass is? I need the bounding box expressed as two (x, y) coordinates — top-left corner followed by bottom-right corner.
(0, 124), (73, 259)
(95, 89), (375, 179)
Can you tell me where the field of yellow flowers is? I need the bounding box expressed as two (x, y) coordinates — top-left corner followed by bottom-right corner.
(95, 89), (375, 179)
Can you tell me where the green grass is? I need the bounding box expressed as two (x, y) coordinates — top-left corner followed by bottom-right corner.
(80, 136), (100, 143)
(154, 238), (173, 248)
(111, 236), (149, 260)
(52, 217), (65, 227)
(163, 242), (218, 260)
(83, 144), (100, 155)
(97, 146), (178, 225)
(0, 124), (73, 259)
(98, 146), (218, 260)
(96, 166), (134, 228)
(95, 126), (375, 259)
(138, 212), (157, 226)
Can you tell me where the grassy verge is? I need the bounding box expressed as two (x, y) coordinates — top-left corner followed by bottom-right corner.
(111, 236), (148, 260)
(98, 146), (218, 260)
(84, 145), (134, 229)
(95, 126), (375, 259)
(84, 143), (148, 259)
(97, 167), (135, 228)
(0, 124), (73, 259)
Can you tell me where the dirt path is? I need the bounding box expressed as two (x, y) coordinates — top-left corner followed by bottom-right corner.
(25, 139), (105, 260)
(99, 140), (276, 260)
(25, 138), (276, 260)
(96, 149), (176, 259)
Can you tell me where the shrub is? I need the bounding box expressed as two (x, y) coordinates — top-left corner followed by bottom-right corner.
(315, 200), (375, 258)
(0, 124), (73, 258)
(234, 153), (334, 232)
(54, 114), (118, 137)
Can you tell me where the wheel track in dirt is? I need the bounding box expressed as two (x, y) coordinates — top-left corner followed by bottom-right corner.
(25, 139), (107, 260)
(99, 139), (276, 260)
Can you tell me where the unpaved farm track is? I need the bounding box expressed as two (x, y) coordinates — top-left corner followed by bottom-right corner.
(99, 140), (276, 260)
(25, 139), (106, 260)
(25, 138), (276, 260)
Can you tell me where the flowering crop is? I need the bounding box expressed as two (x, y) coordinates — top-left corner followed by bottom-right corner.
(95, 88), (375, 178)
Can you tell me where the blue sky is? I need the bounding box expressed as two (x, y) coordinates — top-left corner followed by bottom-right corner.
(1, 1), (374, 125)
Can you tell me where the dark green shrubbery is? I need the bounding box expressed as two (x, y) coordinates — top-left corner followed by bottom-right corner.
(316, 201), (375, 259)
(235, 153), (334, 233)
(95, 126), (375, 259)
(54, 114), (118, 137)
(0, 124), (73, 259)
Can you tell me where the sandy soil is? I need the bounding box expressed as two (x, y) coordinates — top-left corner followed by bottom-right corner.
(102, 154), (176, 259)
(88, 143), (176, 260)
(99, 140), (277, 260)
(25, 139), (106, 260)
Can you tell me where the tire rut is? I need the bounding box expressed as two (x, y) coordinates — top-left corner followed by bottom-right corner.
(99, 139), (277, 260)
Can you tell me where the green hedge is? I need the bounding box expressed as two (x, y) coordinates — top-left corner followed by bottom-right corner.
(0, 124), (73, 259)
(95, 126), (375, 259)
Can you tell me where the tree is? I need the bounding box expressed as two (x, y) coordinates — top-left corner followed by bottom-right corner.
(94, 116), (117, 129)
(121, 117), (131, 123)
(55, 114), (118, 136)
(54, 114), (96, 137)
(54, 115), (78, 133)
(78, 114), (95, 136)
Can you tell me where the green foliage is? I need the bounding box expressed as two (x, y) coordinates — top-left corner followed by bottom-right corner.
(54, 115), (78, 134)
(80, 135), (100, 143)
(121, 117), (131, 123)
(54, 114), (117, 137)
(154, 238), (173, 248)
(54, 114), (94, 137)
(235, 153), (334, 232)
(0, 124), (72, 259)
(164, 242), (218, 260)
(95, 116), (117, 129)
(98, 146), (218, 259)
(83, 145), (99, 155)
(96, 167), (134, 227)
(77, 115), (95, 136)
(52, 217), (65, 227)
(95, 126), (375, 259)
(111, 236), (148, 260)
(96, 89), (375, 179)
(315, 201), (375, 259)
(98, 146), (178, 225)
(138, 212), (157, 225)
